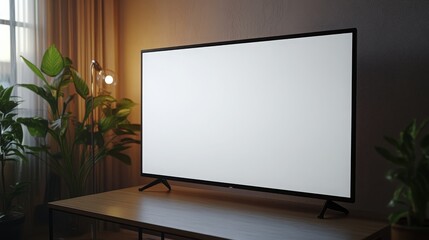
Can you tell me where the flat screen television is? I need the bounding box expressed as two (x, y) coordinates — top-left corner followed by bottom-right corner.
(141, 28), (356, 206)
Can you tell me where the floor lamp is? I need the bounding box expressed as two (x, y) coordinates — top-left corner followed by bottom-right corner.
(89, 60), (116, 194)
(89, 60), (116, 240)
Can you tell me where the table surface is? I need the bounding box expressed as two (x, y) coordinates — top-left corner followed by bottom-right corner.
(49, 185), (388, 240)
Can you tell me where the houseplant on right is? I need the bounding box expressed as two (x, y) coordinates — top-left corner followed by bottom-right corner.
(375, 119), (429, 239)
(0, 85), (30, 240)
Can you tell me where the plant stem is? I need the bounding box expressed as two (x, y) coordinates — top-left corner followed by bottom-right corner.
(0, 127), (5, 213)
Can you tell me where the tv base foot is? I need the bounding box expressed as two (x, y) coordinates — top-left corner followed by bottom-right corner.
(317, 200), (349, 219)
(139, 178), (171, 192)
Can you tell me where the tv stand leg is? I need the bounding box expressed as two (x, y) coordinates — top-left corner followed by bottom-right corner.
(317, 200), (349, 219)
(139, 178), (171, 192)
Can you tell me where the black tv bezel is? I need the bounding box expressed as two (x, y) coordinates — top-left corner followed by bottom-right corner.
(140, 28), (357, 203)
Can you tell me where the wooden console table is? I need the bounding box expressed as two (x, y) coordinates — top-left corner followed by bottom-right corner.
(48, 185), (389, 240)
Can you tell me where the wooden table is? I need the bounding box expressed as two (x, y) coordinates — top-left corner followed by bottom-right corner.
(48, 185), (389, 240)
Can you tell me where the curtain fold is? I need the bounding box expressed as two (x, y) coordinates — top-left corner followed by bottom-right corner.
(46, 0), (120, 194)
(14, 0), (48, 236)
(47, 0), (118, 86)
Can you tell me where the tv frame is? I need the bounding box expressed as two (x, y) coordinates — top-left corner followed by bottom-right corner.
(140, 28), (357, 205)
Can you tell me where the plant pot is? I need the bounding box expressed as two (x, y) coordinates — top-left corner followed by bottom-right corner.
(391, 223), (429, 240)
(0, 211), (25, 240)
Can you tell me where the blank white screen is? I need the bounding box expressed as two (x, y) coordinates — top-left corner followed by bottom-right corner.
(142, 32), (353, 198)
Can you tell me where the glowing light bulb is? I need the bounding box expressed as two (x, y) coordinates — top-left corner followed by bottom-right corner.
(97, 69), (117, 86)
(105, 75), (114, 85)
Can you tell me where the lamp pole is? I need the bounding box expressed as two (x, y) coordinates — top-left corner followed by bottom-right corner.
(89, 60), (103, 240)
(90, 60), (102, 195)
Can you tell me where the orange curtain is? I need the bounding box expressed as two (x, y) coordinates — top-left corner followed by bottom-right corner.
(46, 0), (119, 78)
(45, 0), (120, 193)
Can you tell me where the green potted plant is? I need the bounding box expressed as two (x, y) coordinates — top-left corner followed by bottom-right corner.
(375, 119), (429, 239)
(18, 44), (140, 199)
(0, 85), (30, 240)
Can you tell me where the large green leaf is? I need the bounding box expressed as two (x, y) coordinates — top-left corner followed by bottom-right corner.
(11, 121), (24, 143)
(114, 123), (141, 135)
(17, 117), (49, 138)
(18, 84), (58, 115)
(72, 69), (89, 98)
(375, 146), (402, 165)
(0, 101), (18, 115)
(384, 136), (399, 149)
(389, 210), (408, 225)
(0, 86), (18, 114)
(108, 151), (131, 165)
(41, 45), (64, 77)
(119, 137), (141, 145)
(112, 98), (135, 118)
(21, 56), (48, 85)
(0, 85), (13, 101)
(115, 108), (131, 118)
(5, 148), (28, 162)
(63, 57), (73, 67)
(52, 69), (72, 91)
(84, 95), (115, 122)
(99, 115), (119, 132)
(117, 98), (136, 109)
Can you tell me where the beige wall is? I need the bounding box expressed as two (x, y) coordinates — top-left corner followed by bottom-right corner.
(118, 0), (429, 218)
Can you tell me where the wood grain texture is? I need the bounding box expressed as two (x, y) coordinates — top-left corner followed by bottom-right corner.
(49, 185), (388, 240)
